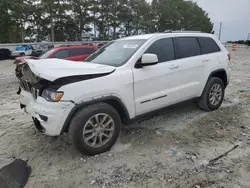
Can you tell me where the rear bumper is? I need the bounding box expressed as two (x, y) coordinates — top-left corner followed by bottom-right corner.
(20, 90), (75, 136)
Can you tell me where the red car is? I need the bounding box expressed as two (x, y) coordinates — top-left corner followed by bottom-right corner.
(14, 45), (98, 64)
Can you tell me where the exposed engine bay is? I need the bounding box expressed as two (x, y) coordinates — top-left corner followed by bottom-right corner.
(15, 60), (115, 100)
(15, 62), (51, 99)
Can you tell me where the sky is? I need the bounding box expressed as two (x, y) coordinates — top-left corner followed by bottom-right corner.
(147, 0), (250, 42)
(192, 0), (250, 42)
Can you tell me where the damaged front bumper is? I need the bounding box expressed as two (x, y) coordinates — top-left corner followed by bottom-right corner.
(19, 90), (75, 136)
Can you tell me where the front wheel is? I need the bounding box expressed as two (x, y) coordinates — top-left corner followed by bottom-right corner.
(198, 77), (225, 111)
(68, 103), (121, 156)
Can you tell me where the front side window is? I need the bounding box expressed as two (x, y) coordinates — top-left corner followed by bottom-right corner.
(145, 38), (175, 63)
(85, 40), (146, 67)
(175, 37), (201, 59)
(52, 50), (69, 59)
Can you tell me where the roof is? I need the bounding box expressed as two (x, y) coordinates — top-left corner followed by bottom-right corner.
(118, 34), (158, 40)
(119, 32), (214, 41)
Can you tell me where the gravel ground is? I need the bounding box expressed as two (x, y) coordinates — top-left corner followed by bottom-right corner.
(0, 49), (250, 188)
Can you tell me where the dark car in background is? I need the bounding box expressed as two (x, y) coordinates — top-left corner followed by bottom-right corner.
(81, 42), (94, 46)
(32, 44), (54, 57)
(0, 48), (11, 60)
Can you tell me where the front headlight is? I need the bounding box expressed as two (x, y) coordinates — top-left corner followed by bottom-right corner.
(42, 89), (64, 102)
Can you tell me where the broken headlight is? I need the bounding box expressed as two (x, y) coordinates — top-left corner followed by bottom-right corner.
(42, 89), (64, 102)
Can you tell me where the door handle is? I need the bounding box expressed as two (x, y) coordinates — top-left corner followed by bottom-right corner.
(169, 64), (179, 69)
(202, 59), (210, 62)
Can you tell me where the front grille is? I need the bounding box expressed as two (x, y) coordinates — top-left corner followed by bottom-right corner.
(20, 80), (31, 92)
(31, 87), (39, 99)
(20, 80), (40, 99)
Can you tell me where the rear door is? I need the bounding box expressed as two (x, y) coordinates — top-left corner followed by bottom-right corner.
(197, 37), (223, 90)
(174, 37), (205, 100)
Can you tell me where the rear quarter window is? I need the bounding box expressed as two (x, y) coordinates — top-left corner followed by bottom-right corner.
(174, 37), (201, 59)
(197, 37), (221, 54)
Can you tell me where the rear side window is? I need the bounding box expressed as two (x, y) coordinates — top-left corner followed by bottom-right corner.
(53, 50), (69, 58)
(175, 37), (201, 59)
(70, 48), (96, 56)
(197, 37), (221, 54)
(145, 38), (175, 63)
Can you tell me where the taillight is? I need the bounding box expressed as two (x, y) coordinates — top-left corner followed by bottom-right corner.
(228, 53), (231, 61)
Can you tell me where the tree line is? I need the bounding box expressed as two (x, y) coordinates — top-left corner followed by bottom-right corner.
(0, 0), (214, 43)
(227, 40), (250, 46)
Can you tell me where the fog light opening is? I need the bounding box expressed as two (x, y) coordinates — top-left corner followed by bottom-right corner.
(32, 118), (46, 133)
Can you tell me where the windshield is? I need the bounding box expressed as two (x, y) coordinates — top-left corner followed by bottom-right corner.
(39, 48), (56, 59)
(85, 39), (146, 67)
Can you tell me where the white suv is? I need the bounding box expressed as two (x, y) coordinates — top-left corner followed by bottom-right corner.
(16, 32), (231, 155)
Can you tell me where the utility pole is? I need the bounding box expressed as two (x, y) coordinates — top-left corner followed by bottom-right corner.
(51, 16), (55, 42)
(218, 22), (222, 40)
(21, 26), (24, 43)
(247, 32), (250, 48)
(50, 8), (55, 42)
(21, 20), (24, 43)
(94, 11), (97, 41)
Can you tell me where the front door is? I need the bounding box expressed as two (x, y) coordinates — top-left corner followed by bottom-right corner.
(133, 38), (182, 116)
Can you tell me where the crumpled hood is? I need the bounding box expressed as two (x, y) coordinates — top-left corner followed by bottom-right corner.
(25, 58), (116, 81)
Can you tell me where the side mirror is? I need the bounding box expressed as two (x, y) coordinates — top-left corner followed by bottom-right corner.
(141, 53), (158, 66)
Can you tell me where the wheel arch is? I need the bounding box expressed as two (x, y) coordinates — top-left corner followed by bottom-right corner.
(209, 69), (228, 87)
(200, 69), (228, 98)
(60, 96), (130, 134)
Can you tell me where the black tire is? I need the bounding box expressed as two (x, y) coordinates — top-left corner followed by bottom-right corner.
(68, 103), (121, 156)
(198, 77), (225, 111)
(20, 53), (25, 56)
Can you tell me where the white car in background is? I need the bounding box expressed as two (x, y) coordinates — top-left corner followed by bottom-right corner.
(11, 45), (33, 57)
(16, 31), (231, 156)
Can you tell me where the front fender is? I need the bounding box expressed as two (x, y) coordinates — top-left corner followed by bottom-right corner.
(60, 95), (130, 134)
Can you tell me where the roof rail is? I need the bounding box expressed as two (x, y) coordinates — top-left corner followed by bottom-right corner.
(164, 30), (204, 33)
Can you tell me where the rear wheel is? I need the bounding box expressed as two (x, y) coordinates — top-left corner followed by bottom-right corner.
(68, 103), (121, 156)
(198, 77), (225, 111)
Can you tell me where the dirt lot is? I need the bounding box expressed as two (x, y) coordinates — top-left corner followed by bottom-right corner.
(0, 49), (250, 188)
